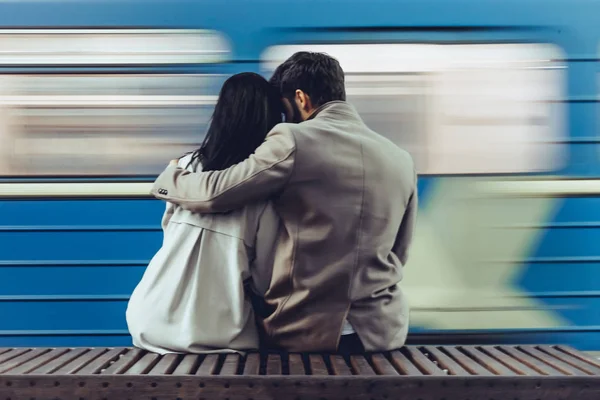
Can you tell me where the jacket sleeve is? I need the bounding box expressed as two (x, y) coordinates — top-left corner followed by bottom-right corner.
(159, 156), (189, 233)
(249, 202), (280, 296)
(151, 126), (296, 213)
(392, 170), (418, 266)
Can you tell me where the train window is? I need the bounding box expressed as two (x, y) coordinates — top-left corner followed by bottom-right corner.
(262, 43), (566, 174)
(0, 29), (229, 177)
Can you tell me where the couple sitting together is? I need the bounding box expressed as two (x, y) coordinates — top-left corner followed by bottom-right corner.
(126, 51), (418, 354)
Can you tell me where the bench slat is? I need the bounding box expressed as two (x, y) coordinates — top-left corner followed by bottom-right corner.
(6, 348), (69, 375)
(330, 355), (352, 376)
(172, 354), (200, 375)
(219, 354), (240, 376)
(242, 353), (260, 375)
(101, 348), (144, 375)
(147, 354), (180, 375)
(423, 347), (469, 376)
(288, 354), (305, 375)
(518, 346), (587, 376)
(537, 346), (600, 375)
(76, 348), (128, 375)
(309, 354), (328, 375)
(196, 354), (219, 375)
(404, 347), (445, 376)
(389, 350), (423, 375)
(0, 349), (31, 366)
(499, 346), (559, 376)
(0, 348), (51, 374)
(479, 346), (537, 376)
(556, 346), (600, 370)
(31, 348), (89, 374)
(53, 348), (109, 374)
(441, 347), (493, 376)
(123, 352), (160, 375)
(266, 354), (282, 375)
(370, 354), (399, 375)
(350, 355), (375, 376)
(460, 346), (517, 376)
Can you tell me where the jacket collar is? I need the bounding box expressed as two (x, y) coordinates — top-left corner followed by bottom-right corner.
(306, 101), (362, 122)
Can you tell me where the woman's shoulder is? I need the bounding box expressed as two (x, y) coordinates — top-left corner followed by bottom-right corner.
(177, 152), (199, 171)
(177, 153), (193, 168)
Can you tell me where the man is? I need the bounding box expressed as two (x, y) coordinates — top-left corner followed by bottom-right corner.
(151, 52), (418, 352)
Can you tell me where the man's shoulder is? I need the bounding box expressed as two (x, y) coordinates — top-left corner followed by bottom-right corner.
(389, 142), (414, 163)
(265, 122), (298, 150)
(272, 118), (334, 140)
(379, 136), (415, 172)
(362, 125), (414, 162)
(357, 126), (416, 179)
(269, 122), (299, 135)
(269, 120), (329, 152)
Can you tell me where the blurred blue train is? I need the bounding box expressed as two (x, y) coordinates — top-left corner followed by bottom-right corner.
(0, 0), (600, 350)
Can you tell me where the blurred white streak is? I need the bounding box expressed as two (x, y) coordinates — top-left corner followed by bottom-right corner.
(476, 179), (600, 197)
(0, 29), (229, 177)
(263, 43), (566, 175)
(0, 29), (230, 65)
(0, 95), (218, 106)
(0, 182), (153, 198)
(0, 74), (224, 176)
(262, 43), (561, 73)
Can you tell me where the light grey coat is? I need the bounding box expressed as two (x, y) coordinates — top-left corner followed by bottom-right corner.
(128, 154), (278, 354)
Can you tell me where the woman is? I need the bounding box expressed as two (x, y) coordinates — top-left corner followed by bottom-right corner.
(126, 72), (282, 354)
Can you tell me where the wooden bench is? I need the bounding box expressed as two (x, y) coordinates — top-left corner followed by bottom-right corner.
(0, 345), (598, 399)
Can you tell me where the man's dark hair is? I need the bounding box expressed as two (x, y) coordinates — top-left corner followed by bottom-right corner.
(268, 51), (307, 89)
(271, 51), (346, 108)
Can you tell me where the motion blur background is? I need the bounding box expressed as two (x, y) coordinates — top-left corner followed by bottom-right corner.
(0, 0), (599, 349)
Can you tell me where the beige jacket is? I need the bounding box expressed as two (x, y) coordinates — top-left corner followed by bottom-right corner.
(152, 101), (418, 352)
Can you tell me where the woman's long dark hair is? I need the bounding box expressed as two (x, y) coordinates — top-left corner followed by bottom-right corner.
(189, 72), (283, 172)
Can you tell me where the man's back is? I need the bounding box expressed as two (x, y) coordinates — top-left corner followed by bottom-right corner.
(262, 101), (416, 351)
(152, 100), (418, 352)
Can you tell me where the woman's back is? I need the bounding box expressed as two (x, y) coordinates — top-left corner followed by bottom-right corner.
(126, 72), (283, 353)
(127, 154), (278, 353)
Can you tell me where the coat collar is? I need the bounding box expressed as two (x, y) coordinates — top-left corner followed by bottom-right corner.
(306, 101), (362, 122)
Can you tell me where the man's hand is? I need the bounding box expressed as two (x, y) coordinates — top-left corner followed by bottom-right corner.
(169, 158), (179, 167)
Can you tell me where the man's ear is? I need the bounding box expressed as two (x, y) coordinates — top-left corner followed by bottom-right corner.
(295, 89), (313, 112)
